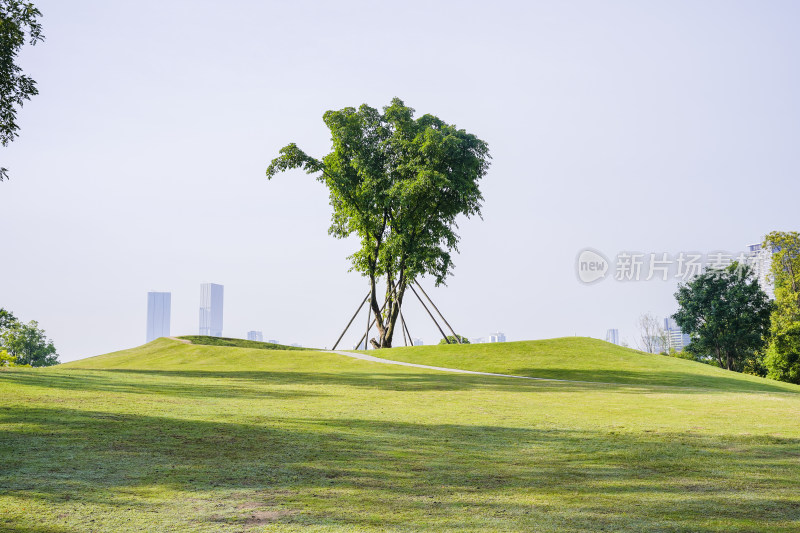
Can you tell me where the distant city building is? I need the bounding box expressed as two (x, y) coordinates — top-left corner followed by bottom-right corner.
(747, 241), (775, 299)
(199, 283), (224, 337)
(664, 318), (691, 352)
(146, 292), (171, 342)
(353, 340), (367, 350)
(605, 328), (620, 345)
(470, 337), (485, 344)
(489, 332), (506, 343)
(247, 331), (263, 342)
(267, 339), (278, 344)
(412, 338), (424, 346)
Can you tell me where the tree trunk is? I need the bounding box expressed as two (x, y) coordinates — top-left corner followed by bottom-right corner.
(366, 273), (407, 349)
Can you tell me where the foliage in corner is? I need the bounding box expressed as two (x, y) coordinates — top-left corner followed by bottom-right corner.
(0, 311), (58, 366)
(0, 0), (44, 181)
(763, 231), (800, 383)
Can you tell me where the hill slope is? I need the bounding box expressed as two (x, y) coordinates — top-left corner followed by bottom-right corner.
(363, 337), (800, 392)
(62, 337), (318, 371)
(3, 337), (800, 532)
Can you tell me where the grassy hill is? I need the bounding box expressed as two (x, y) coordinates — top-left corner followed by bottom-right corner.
(2, 338), (800, 532)
(364, 337), (800, 392)
(177, 335), (310, 351)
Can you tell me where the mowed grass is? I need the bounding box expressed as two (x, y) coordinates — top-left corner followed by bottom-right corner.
(177, 335), (309, 351)
(367, 337), (800, 392)
(1, 338), (799, 532)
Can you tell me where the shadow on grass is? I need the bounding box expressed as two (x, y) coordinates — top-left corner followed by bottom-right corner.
(13, 365), (795, 397)
(2, 402), (800, 531)
(0, 370), (329, 399)
(508, 367), (798, 393)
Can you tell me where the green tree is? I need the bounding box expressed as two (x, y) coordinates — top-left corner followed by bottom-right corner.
(672, 263), (772, 372)
(0, 307), (17, 329)
(1, 0), (44, 181)
(763, 231), (800, 383)
(267, 98), (490, 348)
(1, 319), (58, 366)
(438, 335), (470, 345)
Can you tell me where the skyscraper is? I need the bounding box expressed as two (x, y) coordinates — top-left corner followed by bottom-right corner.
(146, 292), (171, 342)
(664, 318), (691, 352)
(247, 330), (263, 342)
(490, 332), (506, 343)
(747, 242), (775, 299)
(605, 328), (619, 345)
(199, 283), (224, 337)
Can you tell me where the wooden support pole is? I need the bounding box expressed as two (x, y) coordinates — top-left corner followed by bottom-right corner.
(400, 309), (412, 346)
(332, 292), (370, 350)
(400, 312), (408, 346)
(365, 290), (371, 350)
(414, 282), (462, 344)
(409, 283), (450, 344)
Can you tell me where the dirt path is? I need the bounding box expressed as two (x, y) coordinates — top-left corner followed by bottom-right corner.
(326, 350), (608, 384)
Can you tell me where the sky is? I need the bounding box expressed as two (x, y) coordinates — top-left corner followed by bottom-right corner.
(2, 0), (799, 362)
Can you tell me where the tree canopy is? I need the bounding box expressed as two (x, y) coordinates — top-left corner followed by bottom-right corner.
(0, 318), (58, 366)
(0, 308), (58, 366)
(267, 98), (490, 348)
(763, 231), (800, 383)
(672, 263), (772, 372)
(0, 0), (43, 181)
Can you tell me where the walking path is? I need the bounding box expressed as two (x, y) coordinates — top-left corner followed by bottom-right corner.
(326, 350), (609, 385)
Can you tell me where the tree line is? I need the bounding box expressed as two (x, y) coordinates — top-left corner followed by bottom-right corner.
(654, 231), (800, 383)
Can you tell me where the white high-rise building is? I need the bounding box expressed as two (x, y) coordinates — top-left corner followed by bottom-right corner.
(605, 328), (620, 345)
(247, 331), (263, 342)
(747, 242), (775, 299)
(664, 318), (691, 352)
(199, 283), (224, 337)
(490, 332), (506, 343)
(146, 292), (171, 342)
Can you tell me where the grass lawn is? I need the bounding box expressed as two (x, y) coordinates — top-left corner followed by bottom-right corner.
(2, 337), (800, 531)
(177, 336), (310, 351)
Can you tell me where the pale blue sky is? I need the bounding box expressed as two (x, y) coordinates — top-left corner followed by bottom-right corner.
(2, 0), (799, 361)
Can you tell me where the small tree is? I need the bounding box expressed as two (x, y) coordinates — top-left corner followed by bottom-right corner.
(637, 313), (667, 354)
(673, 263), (772, 372)
(267, 98), (490, 348)
(1, 319), (58, 366)
(438, 335), (470, 345)
(763, 231), (800, 383)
